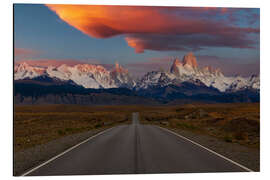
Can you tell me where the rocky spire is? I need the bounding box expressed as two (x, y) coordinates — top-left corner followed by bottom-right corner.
(115, 61), (120, 70)
(113, 61), (128, 74)
(170, 57), (183, 75)
(182, 52), (198, 68)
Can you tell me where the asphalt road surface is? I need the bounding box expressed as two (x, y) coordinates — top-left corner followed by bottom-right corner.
(24, 112), (249, 176)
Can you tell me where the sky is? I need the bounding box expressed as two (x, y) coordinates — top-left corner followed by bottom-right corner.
(14, 4), (260, 77)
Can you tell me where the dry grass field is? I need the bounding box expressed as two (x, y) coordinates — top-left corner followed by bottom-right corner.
(14, 103), (259, 152)
(14, 105), (134, 152)
(140, 103), (260, 148)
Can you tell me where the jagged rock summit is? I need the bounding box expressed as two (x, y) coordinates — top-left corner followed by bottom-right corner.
(15, 61), (135, 89)
(137, 52), (259, 92)
(14, 52), (259, 93)
(182, 52), (198, 68)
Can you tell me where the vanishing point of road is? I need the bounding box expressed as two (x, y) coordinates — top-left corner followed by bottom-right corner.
(23, 112), (251, 176)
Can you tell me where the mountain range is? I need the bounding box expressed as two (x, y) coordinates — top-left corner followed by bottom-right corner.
(14, 52), (260, 104)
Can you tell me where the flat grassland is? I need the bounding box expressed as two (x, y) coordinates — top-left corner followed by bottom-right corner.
(14, 103), (259, 152)
(140, 103), (260, 149)
(14, 105), (133, 152)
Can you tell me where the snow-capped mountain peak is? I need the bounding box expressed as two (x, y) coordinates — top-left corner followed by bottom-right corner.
(14, 53), (259, 93)
(110, 62), (136, 88)
(15, 61), (136, 89)
(137, 52), (259, 92)
(14, 62), (46, 80)
(170, 53), (200, 77)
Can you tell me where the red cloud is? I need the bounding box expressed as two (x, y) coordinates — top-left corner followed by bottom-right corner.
(46, 5), (259, 53)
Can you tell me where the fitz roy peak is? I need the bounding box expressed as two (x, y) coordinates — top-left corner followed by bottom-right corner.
(14, 52), (259, 92)
(136, 52), (259, 92)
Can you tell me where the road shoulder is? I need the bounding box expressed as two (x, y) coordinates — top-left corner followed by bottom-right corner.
(14, 127), (113, 176)
(155, 125), (259, 171)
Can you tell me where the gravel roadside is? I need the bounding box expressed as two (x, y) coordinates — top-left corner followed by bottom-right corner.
(14, 126), (114, 176)
(159, 126), (259, 172)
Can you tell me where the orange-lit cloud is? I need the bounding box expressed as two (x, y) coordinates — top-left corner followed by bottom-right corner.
(46, 5), (192, 38)
(46, 5), (259, 53)
(46, 5), (240, 38)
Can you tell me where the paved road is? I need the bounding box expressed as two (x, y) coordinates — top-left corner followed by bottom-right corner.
(25, 112), (248, 176)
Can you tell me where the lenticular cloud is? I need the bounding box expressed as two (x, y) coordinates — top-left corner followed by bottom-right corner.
(46, 5), (259, 53)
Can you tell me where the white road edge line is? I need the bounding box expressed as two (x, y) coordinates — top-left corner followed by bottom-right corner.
(157, 126), (254, 172)
(21, 127), (116, 176)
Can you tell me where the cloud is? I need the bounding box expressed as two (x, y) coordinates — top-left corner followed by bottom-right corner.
(16, 59), (101, 67)
(14, 48), (40, 58)
(46, 5), (259, 53)
(46, 5), (183, 38)
(196, 55), (260, 76)
(125, 33), (257, 53)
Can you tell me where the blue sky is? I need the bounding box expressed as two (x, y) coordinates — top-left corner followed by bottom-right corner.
(14, 4), (260, 77)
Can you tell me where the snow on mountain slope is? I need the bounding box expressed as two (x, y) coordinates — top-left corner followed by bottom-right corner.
(14, 53), (259, 92)
(110, 62), (136, 88)
(136, 71), (174, 89)
(45, 64), (107, 88)
(14, 62), (46, 80)
(72, 64), (115, 89)
(137, 52), (259, 92)
(227, 74), (260, 92)
(15, 62), (134, 89)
